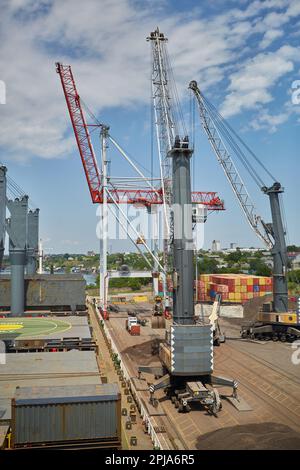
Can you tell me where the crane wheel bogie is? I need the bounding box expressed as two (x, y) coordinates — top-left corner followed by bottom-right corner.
(241, 323), (300, 342)
(169, 383), (223, 414)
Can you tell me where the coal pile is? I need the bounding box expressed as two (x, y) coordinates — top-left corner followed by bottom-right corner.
(196, 422), (300, 450)
(123, 339), (164, 366)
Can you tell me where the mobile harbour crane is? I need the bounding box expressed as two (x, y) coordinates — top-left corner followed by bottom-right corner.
(189, 80), (300, 342)
(138, 30), (238, 415)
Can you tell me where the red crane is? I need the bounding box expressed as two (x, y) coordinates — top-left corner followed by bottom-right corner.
(56, 63), (224, 211)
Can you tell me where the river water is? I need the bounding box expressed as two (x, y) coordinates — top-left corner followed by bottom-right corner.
(83, 273), (97, 286)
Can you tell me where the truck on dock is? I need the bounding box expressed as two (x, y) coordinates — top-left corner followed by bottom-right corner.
(126, 317), (141, 336)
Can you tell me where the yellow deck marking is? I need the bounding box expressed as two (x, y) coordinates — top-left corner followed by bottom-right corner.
(0, 324), (23, 332)
(0, 318), (72, 337)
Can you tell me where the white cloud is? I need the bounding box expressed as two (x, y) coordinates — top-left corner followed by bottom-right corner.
(220, 45), (299, 117)
(254, 0), (300, 34)
(0, 0), (299, 162)
(259, 29), (284, 48)
(249, 85), (300, 132)
(286, 0), (300, 17)
(250, 108), (290, 132)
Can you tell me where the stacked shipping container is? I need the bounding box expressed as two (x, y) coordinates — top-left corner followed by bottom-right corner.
(157, 279), (172, 298)
(195, 274), (272, 304)
(158, 274), (272, 305)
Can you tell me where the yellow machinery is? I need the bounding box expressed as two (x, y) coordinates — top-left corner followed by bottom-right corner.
(136, 234), (146, 245)
(241, 300), (300, 341)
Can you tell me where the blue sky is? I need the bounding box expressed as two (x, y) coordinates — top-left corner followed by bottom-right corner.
(0, 0), (299, 254)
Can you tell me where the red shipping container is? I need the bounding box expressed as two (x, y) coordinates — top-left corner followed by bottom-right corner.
(215, 276), (226, 285)
(253, 278), (259, 285)
(241, 278), (247, 286)
(247, 285), (253, 293)
(130, 325), (140, 336)
(217, 284), (229, 293)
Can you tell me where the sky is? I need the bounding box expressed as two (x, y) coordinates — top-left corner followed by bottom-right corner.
(0, 0), (299, 254)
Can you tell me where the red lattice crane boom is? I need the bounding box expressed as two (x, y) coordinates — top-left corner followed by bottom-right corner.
(56, 63), (102, 203)
(56, 62), (224, 211)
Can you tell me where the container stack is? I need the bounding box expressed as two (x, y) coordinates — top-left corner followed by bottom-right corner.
(157, 273), (272, 305)
(196, 274), (272, 304)
(157, 278), (172, 298)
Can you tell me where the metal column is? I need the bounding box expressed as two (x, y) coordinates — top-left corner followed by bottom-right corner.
(6, 196), (28, 316)
(0, 166), (6, 270)
(26, 208), (39, 275)
(99, 126), (109, 318)
(169, 137), (194, 325)
(263, 182), (288, 312)
(37, 238), (43, 274)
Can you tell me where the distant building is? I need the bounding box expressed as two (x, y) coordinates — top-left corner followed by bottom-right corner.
(230, 242), (237, 250)
(207, 254), (221, 260)
(292, 254), (300, 270)
(217, 262), (228, 269)
(288, 252), (299, 260)
(211, 240), (221, 252)
(87, 251), (96, 257)
(240, 262), (250, 270)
